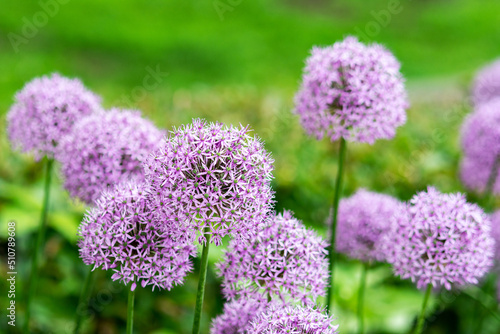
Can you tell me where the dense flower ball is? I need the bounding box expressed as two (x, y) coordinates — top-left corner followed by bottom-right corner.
(460, 99), (500, 195)
(144, 119), (274, 246)
(248, 304), (339, 334)
(6, 73), (101, 159)
(336, 189), (400, 262)
(216, 210), (329, 306)
(78, 180), (196, 291)
(211, 298), (270, 334)
(386, 187), (494, 290)
(294, 36), (408, 144)
(58, 108), (164, 204)
(472, 59), (500, 106)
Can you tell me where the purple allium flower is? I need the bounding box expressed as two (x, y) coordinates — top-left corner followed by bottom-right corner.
(490, 211), (500, 263)
(57, 108), (164, 204)
(472, 59), (500, 106)
(385, 187), (494, 290)
(144, 119), (274, 246)
(216, 210), (329, 306)
(211, 297), (270, 334)
(78, 180), (196, 291)
(336, 189), (401, 262)
(293, 36), (408, 144)
(460, 99), (500, 195)
(247, 304), (339, 334)
(6, 73), (101, 159)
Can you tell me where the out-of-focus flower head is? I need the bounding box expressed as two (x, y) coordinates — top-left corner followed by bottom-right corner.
(336, 189), (400, 262)
(472, 59), (500, 106)
(78, 180), (196, 291)
(460, 99), (500, 195)
(210, 297), (270, 334)
(247, 304), (339, 334)
(216, 210), (329, 306)
(7, 73), (101, 159)
(294, 36), (408, 144)
(144, 119), (274, 246)
(385, 187), (494, 290)
(58, 108), (164, 204)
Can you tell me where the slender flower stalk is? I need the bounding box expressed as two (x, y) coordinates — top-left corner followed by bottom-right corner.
(327, 138), (346, 312)
(74, 267), (95, 334)
(357, 262), (369, 334)
(193, 232), (211, 334)
(24, 158), (53, 333)
(414, 284), (432, 334)
(126, 288), (135, 334)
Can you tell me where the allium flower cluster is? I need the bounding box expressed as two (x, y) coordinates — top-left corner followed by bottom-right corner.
(6, 73), (101, 159)
(248, 304), (339, 334)
(211, 297), (270, 334)
(336, 189), (400, 262)
(472, 59), (500, 106)
(460, 99), (500, 195)
(386, 187), (494, 290)
(294, 36), (408, 144)
(58, 108), (164, 204)
(216, 210), (329, 306)
(78, 180), (196, 291)
(144, 119), (274, 246)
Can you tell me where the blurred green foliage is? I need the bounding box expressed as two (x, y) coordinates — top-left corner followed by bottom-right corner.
(1, 0), (500, 333)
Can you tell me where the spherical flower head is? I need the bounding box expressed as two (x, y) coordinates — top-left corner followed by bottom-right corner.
(211, 297), (270, 334)
(6, 73), (101, 159)
(216, 210), (329, 306)
(144, 119), (274, 246)
(57, 108), (164, 204)
(472, 59), (500, 106)
(385, 187), (494, 290)
(248, 304), (339, 334)
(77, 180), (196, 291)
(336, 189), (401, 262)
(293, 36), (408, 144)
(460, 99), (500, 195)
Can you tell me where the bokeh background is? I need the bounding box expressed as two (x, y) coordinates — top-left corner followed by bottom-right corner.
(1, 0), (500, 333)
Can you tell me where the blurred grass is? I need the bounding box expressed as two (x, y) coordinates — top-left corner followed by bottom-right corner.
(1, 0), (500, 333)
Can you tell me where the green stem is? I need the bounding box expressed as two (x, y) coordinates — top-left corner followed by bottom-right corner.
(414, 284), (432, 334)
(74, 267), (95, 334)
(126, 287), (135, 334)
(192, 233), (211, 334)
(24, 158), (53, 333)
(357, 262), (369, 334)
(326, 138), (347, 313)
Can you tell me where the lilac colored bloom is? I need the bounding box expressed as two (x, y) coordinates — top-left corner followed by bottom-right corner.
(78, 180), (196, 291)
(57, 108), (164, 204)
(472, 59), (500, 106)
(211, 297), (270, 334)
(460, 99), (500, 195)
(216, 210), (329, 306)
(294, 36), (408, 144)
(248, 304), (339, 334)
(6, 73), (101, 159)
(490, 211), (500, 263)
(336, 189), (401, 262)
(385, 187), (494, 290)
(144, 119), (274, 246)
